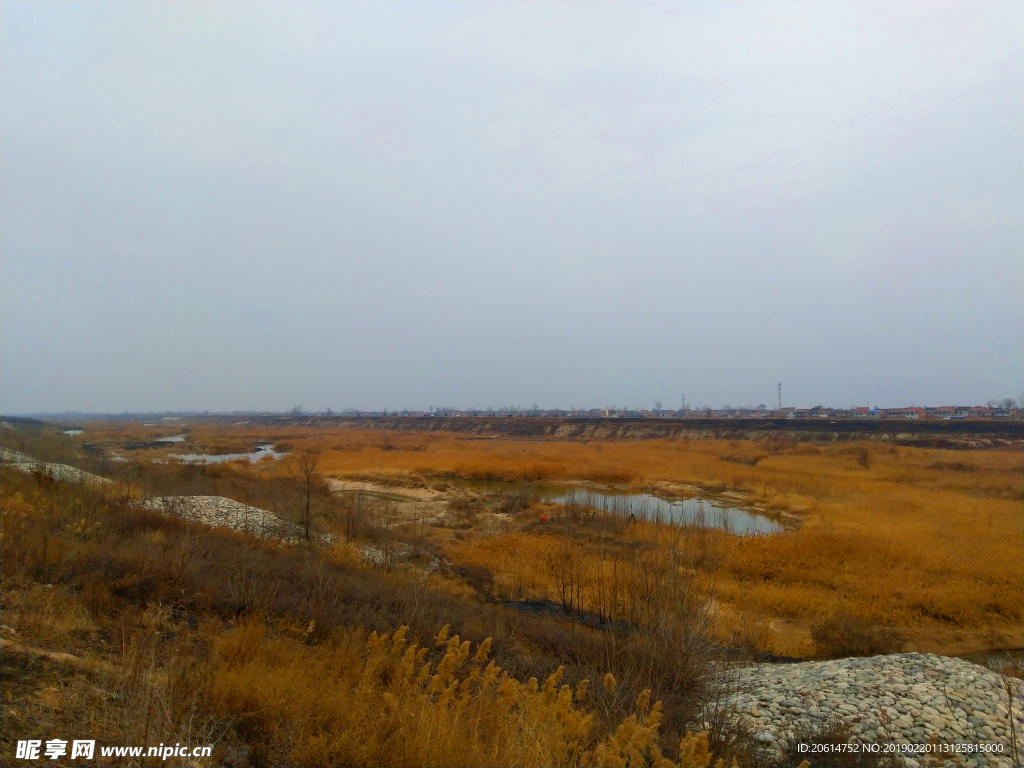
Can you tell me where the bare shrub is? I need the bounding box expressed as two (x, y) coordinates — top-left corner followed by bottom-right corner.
(82, 574), (115, 618)
(454, 563), (495, 598)
(448, 494), (482, 515)
(290, 447), (323, 542)
(773, 716), (905, 767)
(497, 486), (532, 514)
(112, 621), (228, 761)
(811, 613), (903, 659)
(928, 460), (976, 473)
(227, 555), (282, 619)
(338, 490), (369, 542)
(856, 447), (871, 468)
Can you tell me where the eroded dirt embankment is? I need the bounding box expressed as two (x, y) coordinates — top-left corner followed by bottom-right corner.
(324, 416), (1024, 448)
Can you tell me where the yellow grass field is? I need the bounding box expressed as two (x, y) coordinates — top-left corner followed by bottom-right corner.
(83, 422), (1024, 658)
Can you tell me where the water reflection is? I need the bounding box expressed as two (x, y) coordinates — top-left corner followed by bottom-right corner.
(439, 478), (782, 535)
(174, 444), (288, 464)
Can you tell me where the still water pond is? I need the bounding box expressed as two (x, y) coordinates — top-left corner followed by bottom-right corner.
(439, 478), (782, 535)
(174, 444), (288, 464)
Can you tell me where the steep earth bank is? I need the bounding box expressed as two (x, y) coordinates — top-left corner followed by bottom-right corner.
(317, 416), (1024, 448)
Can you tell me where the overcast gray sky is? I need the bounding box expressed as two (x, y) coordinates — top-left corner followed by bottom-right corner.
(2, 2), (1021, 414)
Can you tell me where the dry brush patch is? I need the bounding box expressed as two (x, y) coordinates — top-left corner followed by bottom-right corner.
(25, 422), (1024, 657)
(209, 620), (743, 768)
(1, 458), (748, 766)
(308, 430), (1022, 657)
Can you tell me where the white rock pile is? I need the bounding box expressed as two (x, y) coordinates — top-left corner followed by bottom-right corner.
(1, 448), (112, 485)
(729, 653), (1024, 767)
(139, 496), (303, 543)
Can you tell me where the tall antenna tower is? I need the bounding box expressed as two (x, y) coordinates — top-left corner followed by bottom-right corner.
(777, 383), (782, 411)
(681, 393), (686, 412)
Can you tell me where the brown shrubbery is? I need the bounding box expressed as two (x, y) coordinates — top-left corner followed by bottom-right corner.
(6, 419), (1022, 763)
(810, 612), (904, 659)
(16, 421), (1024, 658)
(209, 620), (747, 767)
(306, 429), (1023, 655)
(773, 716), (905, 767)
(0, 442), (744, 766)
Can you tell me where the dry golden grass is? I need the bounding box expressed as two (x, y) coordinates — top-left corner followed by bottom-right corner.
(209, 620), (735, 768)
(2, 459), (747, 766)
(0, 472), (730, 767)
(209, 621), (585, 767)
(307, 430), (1021, 656)
(13, 420), (1017, 764)
(78, 424), (1024, 657)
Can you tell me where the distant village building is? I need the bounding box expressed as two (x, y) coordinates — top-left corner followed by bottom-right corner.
(394, 401), (1020, 421)
(886, 408), (924, 419)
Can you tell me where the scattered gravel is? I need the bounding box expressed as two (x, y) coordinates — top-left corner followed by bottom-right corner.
(139, 495), (304, 543)
(1, 448), (112, 485)
(728, 653), (1024, 767)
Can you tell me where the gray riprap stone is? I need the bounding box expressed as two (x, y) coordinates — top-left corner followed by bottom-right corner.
(139, 495), (306, 542)
(722, 653), (1023, 768)
(1, 448), (112, 485)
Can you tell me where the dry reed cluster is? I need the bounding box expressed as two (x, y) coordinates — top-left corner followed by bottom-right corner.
(209, 620), (735, 767)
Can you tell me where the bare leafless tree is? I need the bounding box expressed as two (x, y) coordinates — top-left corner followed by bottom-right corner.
(342, 490), (366, 542)
(291, 447), (322, 542)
